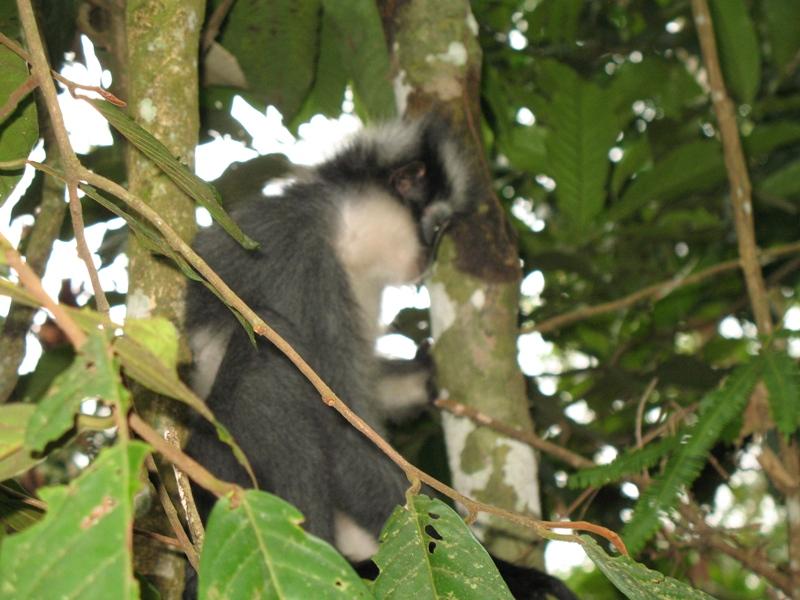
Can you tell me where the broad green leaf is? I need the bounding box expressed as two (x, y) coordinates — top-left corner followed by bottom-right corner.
(608, 140), (724, 223)
(529, 0), (583, 45)
(199, 490), (370, 599)
(762, 0), (800, 73)
(25, 329), (127, 453)
(743, 122), (800, 159)
(372, 495), (514, 599)
(498, 126), (549, 174)
(87, 99), (258, 250)
(291, 11), (348, 128)
(580, 536), (714, 599)
(609, 57), (703, 122)
(610, 135), (652, 198)
(0, 443), (148, 600)
(0, 404), (40, 480)
(545, 67), (619, 236)
(709, 0), (761, 104)
(622, 361), (759, 554)
(761, 350), (800, 436)
(0, 480), (44, 534)
(322, 0), (396, 122)
(759, 159), (800, 198)
(0, 45), (37, 204)
(215, 0), (321, 123)
(125, 317), (179, 371)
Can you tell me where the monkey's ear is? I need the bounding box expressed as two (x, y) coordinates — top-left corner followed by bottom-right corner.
(390, 161), (427, 203)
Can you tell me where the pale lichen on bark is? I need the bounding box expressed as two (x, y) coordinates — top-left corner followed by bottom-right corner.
(124, 1), (204, 597)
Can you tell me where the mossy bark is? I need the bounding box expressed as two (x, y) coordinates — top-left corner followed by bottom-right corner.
(384, 0), (543, 568)
(124, 1), (205, 597)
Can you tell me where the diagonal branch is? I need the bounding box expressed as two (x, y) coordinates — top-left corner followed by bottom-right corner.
(14, 1), (110, 314)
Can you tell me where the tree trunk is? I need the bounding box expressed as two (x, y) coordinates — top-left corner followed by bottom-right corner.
(125, 1), (205, 596)
(383, 0), (544, 568)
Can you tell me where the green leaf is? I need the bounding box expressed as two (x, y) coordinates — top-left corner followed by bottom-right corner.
(199, 489), (371, 599)
(708, 0), (761, 104)
(80, 183), (255, 345)
(322, 0), (396, 122)
(762, 0), (800, 73)
(545, 67), (619, 236)
(498, 126), (549, 174)
(291, 11), (348, 128)
(0, 404), (40, 480)
(124, 317), (179, 371)
(759, 159), (800, 198)
(608, 140), (725, 223)
(0, 443), (149, 600)
(216, 0), (321, 123)
(610, 135), (652, 198)
(609, 57), (703, 122)
(0, 45), (38, 205)
(568, 437), (678, 489)
(112, 333), (256, 486)
(622, 361), (759, 554)
(87, 99), (258, 250)
(25, 329), (127, 453)
(372, 495), (514, 599)
(760, 350), (800, 437)
(743, 122), (800, 159)
(0, 480), (44, 534)
(580, 536), (715, 599)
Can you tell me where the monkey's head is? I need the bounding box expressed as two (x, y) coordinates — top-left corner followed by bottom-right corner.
(317, 117), (479, 257)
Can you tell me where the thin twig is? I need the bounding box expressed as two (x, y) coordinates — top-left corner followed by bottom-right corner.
(0, 232), (86, 349)
(0, 75), (37, 121)
(0, 32), (125, 106)
(201, 0), (237, 52)
(164, 427), (205, 549)
(435, 397), (594, 469)
(15, 1), (110, 315)
(635, 378), (658, 449)
(146, 455), (200, 571)
(129, 413), (237, 500)
(525, 241), (800, 334)
(133, 528), (183, 549)
(691, 0), (772, 335)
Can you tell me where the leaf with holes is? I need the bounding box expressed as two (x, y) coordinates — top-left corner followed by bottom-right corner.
(199, 490), (370, 599)
(25, 329), (127, 453)
(0, 443), (149, 600)
(372, 495), (513, 599)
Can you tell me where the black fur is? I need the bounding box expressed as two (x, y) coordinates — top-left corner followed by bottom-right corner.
(184, 118), (577, 599)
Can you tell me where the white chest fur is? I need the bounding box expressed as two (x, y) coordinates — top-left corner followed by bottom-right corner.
(334, 189), (423, 333)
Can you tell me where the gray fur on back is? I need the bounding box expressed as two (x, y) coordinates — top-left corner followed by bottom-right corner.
(184, 117), (477, 547)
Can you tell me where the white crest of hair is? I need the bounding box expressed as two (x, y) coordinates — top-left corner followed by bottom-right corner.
(354, 119), (424, 165)
(335, 187), (423, 338)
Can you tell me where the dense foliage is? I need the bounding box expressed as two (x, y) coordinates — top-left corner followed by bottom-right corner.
(0, 0), (798, 598)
